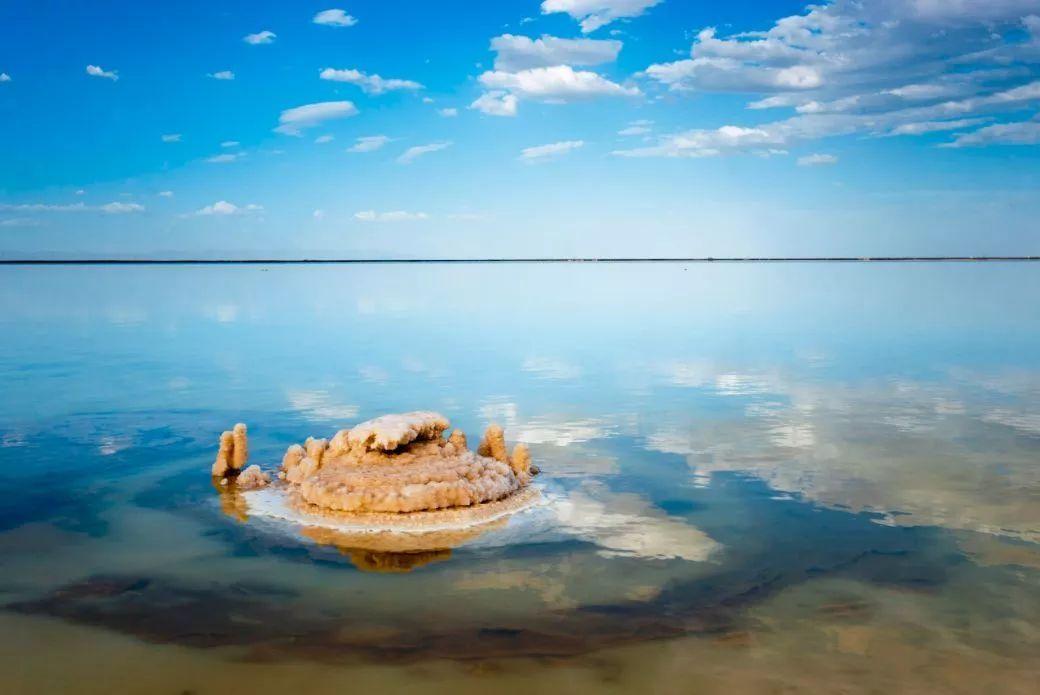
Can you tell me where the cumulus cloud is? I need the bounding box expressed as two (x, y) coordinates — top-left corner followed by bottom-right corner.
(319, 68), (423, 94)
(541, 0), (662, 34)
(313, 9), (358, 27)
(354, 210), (429, 222)
(480, 65), (639, 99)
(628, 2), (1040, 156)
(158, 191), (174, 198)
(274, 100), (358, 135)
(315, 134), (334, 144)
(470, 91), (519, 116)
(192, 201), (263, 216)
(490, 34), (622, 71)
(86, 64), (117, 81)
(397, 141), (451, 163)
(0, 73), (10, 82)
(243, 30), (276, 45)
(209, 70), (235, 80)
(472, 64), (638, 115)
(347, 135), (392, 152)
(520, 139), (585, 162)
(161, 133), (181, 143)
(796, 153), (838, 166)
(438, 107), (458, 117)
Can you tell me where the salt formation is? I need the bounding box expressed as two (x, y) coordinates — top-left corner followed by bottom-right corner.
(277, 412), (536, 514)
(210, 423), (270, 490)
(236, 464), (271, 490)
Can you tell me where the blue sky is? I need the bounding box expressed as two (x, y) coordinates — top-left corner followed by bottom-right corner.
(1, 0), (1040, 258)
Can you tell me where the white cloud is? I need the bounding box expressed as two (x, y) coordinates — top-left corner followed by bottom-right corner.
(158, 191), (174, 198)
(220, 140), (239, 148)
(613, 124), (787, 158)
(161, 133), (181, 143)
(313, 9), (358, 27)
(206, 152), (243, 163)
(541, 0), (662, 33)
(618, 120), (651, 136)
(319, 68), (423, 94)
(397, 141), (451, 163)
(520, 139), (585, 162)
(347, 135), (392, 152)
(0, 73), (10, 83)
(209, 70), (235, 80)
(522, 356), (582, 379)
(472, 64), (638, 115)
(886, 118), (990, 136)
(0, 218), (39, 227)
(0, 203), (84, 212)
(470, 91), (519, 116)
(315, 134), (334, 143)
(479, 65), (639, 100)
(287, 390), (359, 421)
(192, 201), (263, 216)
(553, 484), (720, 561)
(86, 64), (118, 81)
(797, 153), (838, 166)
(354, 210), (429, 222)
(631, 2), (1040, 155)
(243, 30), (276, 45)
(943, 120), (1040, 147)
(438, 107), (458, 117)
(274, 100), (358, 135)
(0, 201), (141, 213)
(490, 34), (622, 71)
(101, 202), (145, 214)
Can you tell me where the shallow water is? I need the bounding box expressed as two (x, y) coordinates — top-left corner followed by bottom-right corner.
(1, 263), (1039, 693)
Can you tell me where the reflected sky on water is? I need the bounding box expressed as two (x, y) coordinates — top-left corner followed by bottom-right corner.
(0, 262), (1038, 693)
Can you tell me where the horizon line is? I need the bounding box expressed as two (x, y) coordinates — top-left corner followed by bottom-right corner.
(1, 256), (1039, 265)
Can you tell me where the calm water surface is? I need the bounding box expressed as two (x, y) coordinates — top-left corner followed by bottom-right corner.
(1, 263), (1038, 693)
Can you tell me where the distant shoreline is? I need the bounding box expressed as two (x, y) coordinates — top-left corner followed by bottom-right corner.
(1, 256), (1039, 265)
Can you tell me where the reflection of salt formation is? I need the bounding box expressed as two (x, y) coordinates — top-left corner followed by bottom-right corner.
(212, 479), (249, 522)
(210, 423), (270, 490)
(300, 520), (507, 572)
(279, 412), (534, 513)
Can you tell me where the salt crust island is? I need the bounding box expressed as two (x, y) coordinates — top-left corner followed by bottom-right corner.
(211, 412), (540, 532)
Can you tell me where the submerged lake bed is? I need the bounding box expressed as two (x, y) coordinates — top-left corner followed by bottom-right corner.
(1, 262), (1038, 693)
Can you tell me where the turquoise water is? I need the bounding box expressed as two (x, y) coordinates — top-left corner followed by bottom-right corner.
(1, 263), (1038, 693)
